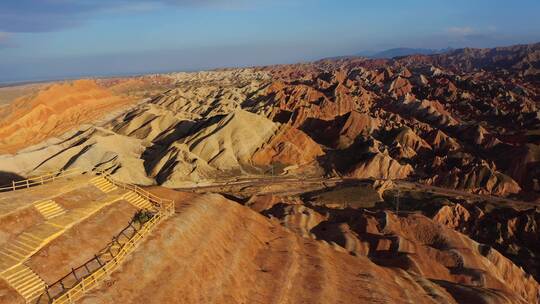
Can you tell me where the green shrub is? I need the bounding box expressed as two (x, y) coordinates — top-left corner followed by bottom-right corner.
(133, 209), (154, 224)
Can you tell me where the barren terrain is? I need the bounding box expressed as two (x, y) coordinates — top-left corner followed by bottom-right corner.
(1, 44), (538, 200)
(0, 43), (538, 303)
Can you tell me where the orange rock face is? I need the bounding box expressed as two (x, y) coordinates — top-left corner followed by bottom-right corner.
(433, 202), (540, 282)
(258, 195), (540, 304)
(347, 153), (413, 180)
(5, 43), (538, 198)
(0, 76), (175, 154)
(0, 43), (539, 303)
(388, 76), (413, 97)
(256, 44), (539, 197)
(0, 80), (132, 153)
(69, 189), (538, 304)
(300, 111), (381, 149)
(433, 203), (479, 230)
(252, 125), (324, 167)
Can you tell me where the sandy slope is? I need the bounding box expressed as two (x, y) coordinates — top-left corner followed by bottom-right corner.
(0, 75), (176, 154)
(0, 44), (538, 302)
(2, 44), (538, 198)
(75, 189), (534, 304)
(0, 82), (50, 106)
(0, 80), (133, 154)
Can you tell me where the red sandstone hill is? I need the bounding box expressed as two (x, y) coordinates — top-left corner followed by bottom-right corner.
(0, 44), (539, 304)
(1, 44), (539, 198)
(0, 76), (175, 154)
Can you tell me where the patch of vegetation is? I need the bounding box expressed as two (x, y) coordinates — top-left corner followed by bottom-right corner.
(133, 209), (155, 224)
(303, 182), (382, 209)
(379, 189), (453, 216)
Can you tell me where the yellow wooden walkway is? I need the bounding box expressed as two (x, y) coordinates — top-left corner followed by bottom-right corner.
(3, 264), (46, 303)
(34, 200), (66, 219)
(90, 176), (118, 193)
(0, 185), (127, 303)
(0, 170), (174, 303)
(123, 192), (155, 210)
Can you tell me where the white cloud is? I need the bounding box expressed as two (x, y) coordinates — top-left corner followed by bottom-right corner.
(446, 26), (474, 36)
(0, 31), (19, 49)
(0, 31), (12, 48)
(101, 2), (166, 13)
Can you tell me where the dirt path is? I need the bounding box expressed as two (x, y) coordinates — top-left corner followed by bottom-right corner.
(173, 176), (538, 209)
(394, 180), (538, 209)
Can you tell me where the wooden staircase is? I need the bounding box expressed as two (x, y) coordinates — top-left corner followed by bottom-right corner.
(3, 264), (46, 303)
(0, 234), (38, 267)
(0, 225), (62, 272)
(123, 192), (155, 210)
(0, 170), (174, 303)
(90, 176), (118, 193)
(34, 200), (66, 219)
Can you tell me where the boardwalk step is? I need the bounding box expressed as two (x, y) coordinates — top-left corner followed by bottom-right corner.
(90, 177), (118, 193)
(34, 200), (66, 219)
(3, 264), (46, 303)
(123, 192), (155, 210)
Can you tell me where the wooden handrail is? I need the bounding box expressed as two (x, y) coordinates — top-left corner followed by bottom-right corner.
(37, 170), (175, 304)
(0, 168), (82, 192)
(49, 211), (168, 304)
(98, 171), (175, 214)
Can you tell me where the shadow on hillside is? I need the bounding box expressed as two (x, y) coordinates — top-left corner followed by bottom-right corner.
(0, 171), (25, 188)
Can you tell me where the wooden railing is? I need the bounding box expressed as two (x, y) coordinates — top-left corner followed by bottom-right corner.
(34, 171), (175, 304)
(99, 171), (175, 214)
(0, 168), (82, 192)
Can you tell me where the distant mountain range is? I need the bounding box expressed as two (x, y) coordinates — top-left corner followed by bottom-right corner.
(355, 47), (454, 59)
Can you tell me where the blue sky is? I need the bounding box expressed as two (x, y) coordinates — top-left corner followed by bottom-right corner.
(0, 0), (539, 82)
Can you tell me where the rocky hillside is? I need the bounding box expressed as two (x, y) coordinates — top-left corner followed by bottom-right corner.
(248, 195), (539, 304)
(0, 75), (175, 154)
(77, 188), (538, 304)
(0, 43), (539, 303)
(0, 43), (539, 200)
